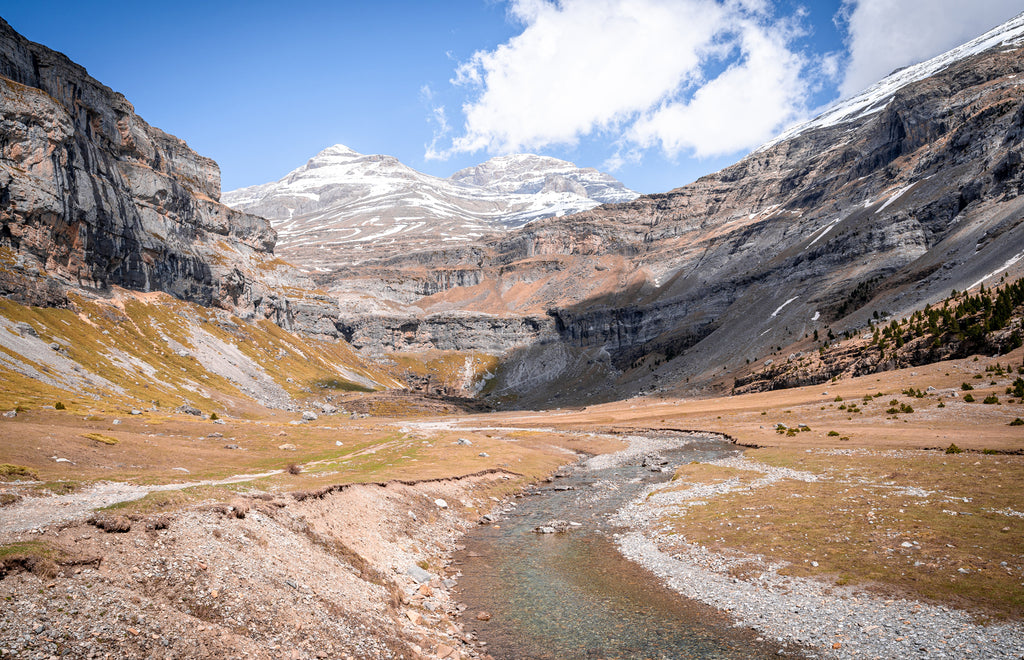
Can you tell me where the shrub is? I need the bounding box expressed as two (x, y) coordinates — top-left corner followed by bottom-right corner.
(834, 396), (843, 402)
(827, 431), (840, 437)
(945, 443), (963, 454)
(1009, 418), (1024, 426)
(963, 394), (975, 402)
(900, 403), (914, 413)
(982, 395), (1000, 405)
(961, 383), (974, 391)
(54, 401), (65, 410)
(286, 463), (302, 475)
(937, 401), (945, 408)
(209, 412), (219, 421)
(886, 407), (900, 414)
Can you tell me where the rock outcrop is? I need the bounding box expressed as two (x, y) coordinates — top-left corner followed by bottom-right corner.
(0, 18), (283, 313)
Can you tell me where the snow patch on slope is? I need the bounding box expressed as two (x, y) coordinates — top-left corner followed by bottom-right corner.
(761, 12), (1024, 150)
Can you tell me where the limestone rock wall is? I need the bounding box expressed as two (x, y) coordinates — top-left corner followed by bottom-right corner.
(0, 18), (277, 311)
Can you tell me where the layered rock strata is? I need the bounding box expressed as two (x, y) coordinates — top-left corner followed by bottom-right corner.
(323, 15), (1024, 403)
(0, 18), (282, 314)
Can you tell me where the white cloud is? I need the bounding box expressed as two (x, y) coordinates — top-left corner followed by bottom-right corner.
(628, 19), (807, 157)
(839, 0), (1024, 98)
(434, 0), (811, 162)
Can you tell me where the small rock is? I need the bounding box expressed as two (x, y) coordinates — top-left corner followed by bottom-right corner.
(89, 515), (131, 533)
(278, 443), (297, 451)
(958, 567), (970, 574)
(321, 403), (337, 414)
(176, 349), (190, 358)
(176, 404), (202, 416)
(112, 419), (121, 425)
(475, 611), (491, 621)
(436, 644), (456, 659)
(15, 322), (37, 337)
(49, 342), (60, 351)
(900, 542), (914, 548)
(224, 444), (239, 450)
(2, 410), (15, 418)
(130, 410), (142, 415)
(456, 438), (472, 446)
(208, 432), (224, 438)
(478, 452), (489, 457)
(406, 565), (432, 584)
(434, 498), (449, 509)
(301, 411), (318, 421)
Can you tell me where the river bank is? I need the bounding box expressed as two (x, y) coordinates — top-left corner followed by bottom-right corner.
(613, 450), (1024, 659)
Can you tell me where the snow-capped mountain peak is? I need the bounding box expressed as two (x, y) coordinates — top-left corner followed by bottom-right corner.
(222, 146), (639, 273)
(449, 154), (637, 203)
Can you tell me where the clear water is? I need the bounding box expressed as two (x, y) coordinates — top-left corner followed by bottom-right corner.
(453, 436), (792, 659)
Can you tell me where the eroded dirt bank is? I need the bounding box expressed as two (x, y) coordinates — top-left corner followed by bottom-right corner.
(0, 471), (521, 660)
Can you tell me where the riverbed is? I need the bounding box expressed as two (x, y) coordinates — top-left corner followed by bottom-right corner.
(452, 431), (790, 659)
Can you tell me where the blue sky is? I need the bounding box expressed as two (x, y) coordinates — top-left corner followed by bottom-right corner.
(3, 1), (1022, 194)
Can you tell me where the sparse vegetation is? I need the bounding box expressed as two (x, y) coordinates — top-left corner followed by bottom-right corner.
(313, 378), (375, 393)
(0, 464), (37, 481)
(82, 432), (119, 445)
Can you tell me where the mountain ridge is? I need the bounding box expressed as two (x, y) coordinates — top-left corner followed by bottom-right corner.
(221, 145), (638, 274)
(320, 12), (1024, 407)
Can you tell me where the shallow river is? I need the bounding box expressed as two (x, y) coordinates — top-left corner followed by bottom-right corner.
(453, 433), (788, 659)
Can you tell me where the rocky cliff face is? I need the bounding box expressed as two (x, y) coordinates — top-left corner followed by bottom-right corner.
(0, 18), (285, 313)
(323, 14), (1024, 405)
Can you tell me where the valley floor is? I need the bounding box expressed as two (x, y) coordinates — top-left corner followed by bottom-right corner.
(2, 350), (1023, 659)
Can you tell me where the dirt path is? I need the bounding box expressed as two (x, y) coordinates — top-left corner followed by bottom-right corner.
(0, 470), (282, 542)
